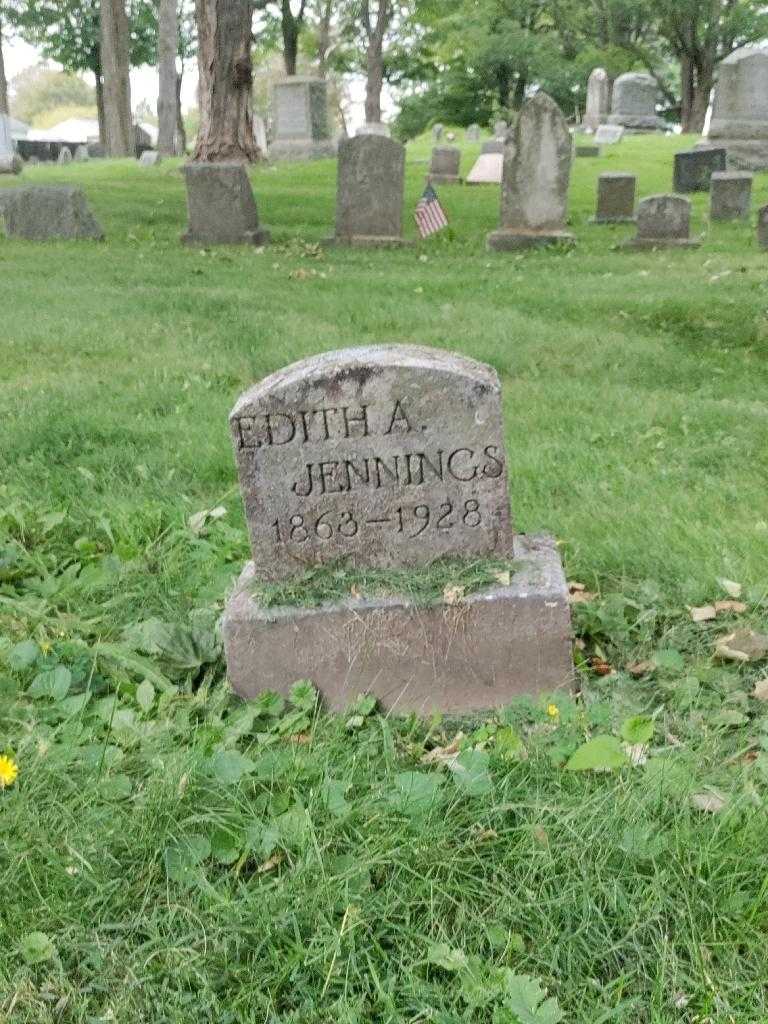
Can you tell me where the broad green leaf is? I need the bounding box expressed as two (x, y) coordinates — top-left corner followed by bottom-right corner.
(136, 679), (155, 713)
(210, 827), (242, 865)
(620, 715), (654, 745)
(565, 735), (627, 772)
(653, 649), (685, 674)
(209, 750), (256, 785)
(495, 726), (525, 761)
(498, 972), (564, 1024)
(618, 825), (667, 862)
(392, 770), (444, 814)
(321, 778), (350, 818)
(28, 666), (72, 701)
(427, 942), (468, 971)
(450, 749), (493, 795)
(9, 639), (39, 671)
(99, 774), (132, 800)
(58, 693), (90, 717)
(253, 690), (285, 717)
(20, 931), (56, 965)
(289, 679), (318, 712)
(163, 835), (211, 884)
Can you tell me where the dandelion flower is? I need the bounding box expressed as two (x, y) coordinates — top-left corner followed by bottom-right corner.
(546, 703), (560, 719)
(40, 642), (52, 654)
(0, 755), (18, 789)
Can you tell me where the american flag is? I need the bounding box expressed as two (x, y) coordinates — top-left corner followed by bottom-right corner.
(414, 184), (448, 238)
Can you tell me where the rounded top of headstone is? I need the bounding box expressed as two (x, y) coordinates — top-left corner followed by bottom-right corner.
(232, 345), (500, 416)
(711, 170), (753, 180)
(638, 192), (691, 211)
(588, 67), (608, 82)
(339, 133), (404, 159)
(721, 45), (768, 66)
(613, 71), (656, 87)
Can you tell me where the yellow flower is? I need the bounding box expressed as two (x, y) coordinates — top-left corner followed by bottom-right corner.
(40, 642), (52, 654)
(546, 703), (560, 719)
(0, 755), (18, 789)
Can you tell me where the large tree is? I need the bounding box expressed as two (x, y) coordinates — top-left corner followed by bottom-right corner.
(100, 0), (133, 154)
(157, 0), (177, 152)
(359, 0), (392, 123)
(193, 0), (260, 161)
(0, 10), (8, 115)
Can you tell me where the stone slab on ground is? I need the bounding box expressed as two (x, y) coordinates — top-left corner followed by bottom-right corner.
(575, 145), (600, 157)
(0, 186), (104, 240)
(222, 533), (573, 714)
(620, 193), (699, 249)
(594, 124), (624, 144)
(710, 171), (752, 220)
(466, 152), (503, 184)
(140, 150), (162, 166)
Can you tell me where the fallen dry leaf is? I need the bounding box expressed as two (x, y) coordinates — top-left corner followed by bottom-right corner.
(752, 677), (768, 701)
(691, 790), (727, 814)
(443, 584), (466, 606)
(714, 600), (747, 614)
(257, 853), (284, 873)
(473, 828), (498, 843)
(715, 629), (768, 663)
(289, 732), (312, 744)
(627, 660), (654, 677)
(690, 605), (717, 622)
(665, 732), (683, 747)
(623, 742), (648, 766)
(422, 733), (465, 767)
(569, 590), (597, 604)
(591, 657), (614, 676)
(493, 570), (511, 587)
(569, 581), (586, 592)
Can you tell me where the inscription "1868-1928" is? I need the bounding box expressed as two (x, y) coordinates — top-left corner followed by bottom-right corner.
(233, 399), (505, 498)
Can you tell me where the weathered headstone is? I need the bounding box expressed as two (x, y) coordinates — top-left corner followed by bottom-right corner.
(0, 186), (104, 240)
(493, 119), (508, 138)
(427, 145), (462, 184)
(590, 173), (636, 223)
(270, 77), (336, 160)
(432, 123), (444, 141)
(481, 139), (504, 155)
(139, 149), (162, 167)
(466, 124), (481, 141)
(608, 72), (664, 131)
(57, 147), (73, 165)
(594, 124), (624, 145)
(673, 148), (726, 192)
(356, 122), (390, 137)
(708, 47), (768, 170)
(327, 135), (407, 248)
(254, 114), (268, 156)
(181, 163), (270, 247)
(620, 194), (699, 249)
(575, 144), (600, 157)
(0, 113), (21, 175)
(487, 92), (574, 251)
(756, 204), (768, 248)
(222, 344), (572, 713)
(584, 67), (610, 132)
(87, 142), (106, 159)
(710, 171), (752, 220)
(74, 145), (89, 162)
(466, 152), (503, 185)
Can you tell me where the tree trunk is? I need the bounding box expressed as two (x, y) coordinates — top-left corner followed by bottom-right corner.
(157, 0), (178, 154)
(364, 38), (384, 122)
(682, 59), (713, 134)
(193, 0), (260, 162)
(100, 0), (134, 156)
(316, 0), (333, 77)
(511, 73), (526, 110)
(95, 71), (106, 145)
(175, 70), (187, 154)
(282, 0), (299, 75)
(0, 16), (9, 117)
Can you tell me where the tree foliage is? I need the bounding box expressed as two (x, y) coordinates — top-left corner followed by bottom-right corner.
(11, 64), (95, 122)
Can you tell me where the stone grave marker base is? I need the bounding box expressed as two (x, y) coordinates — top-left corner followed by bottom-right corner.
(590, 215), (636, 224)
(269, 139), (337, 161)
(323, 233), (412, 248)
(426, 173), (463, 185)
(619, 236), (700, 250)
(487, 228), (575, 251)
(223, 533), (572, 715)
(182, 227), (271, 248)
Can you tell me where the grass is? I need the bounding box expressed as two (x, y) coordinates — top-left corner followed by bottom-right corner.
(2, 131), (768, 1022)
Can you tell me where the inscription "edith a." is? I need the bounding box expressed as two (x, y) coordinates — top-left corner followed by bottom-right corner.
(234, 400), (414, 448)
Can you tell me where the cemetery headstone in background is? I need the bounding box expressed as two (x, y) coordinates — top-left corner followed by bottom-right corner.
(608, 72), (665, 131)
(328, 135), (408, 247)
(590, 173), (636, 223)
(254, 114), (268, 156)
(427, 146), (462, 184)
(757, 204), (768, 248)
(481, 139), (504, 155)
(270, 77), (336, 160)
(139, 150), (162, 167)
(583, 67), (610, 132)
(487, 92), (574, 251)
(432, 123), (444, 141)
(594, 124), (624, 145)
(223, 344), (572, 713)
(466, 124), (481, 141)
(710, 171), (752, 220)
(356, 122), (391, 137)
(0, 114), (22, 175)
(707, 47), (768, 170)
(575, 145), (600, 157)
(181, 163), (270, 247)
(57, 147), (73, 165)
(493, 120), (508, 138)
(466, 152), (503, 185)
(621, 194), (699, 249)
(0, 187), (104, 240)
(673, 148), (726, 192)
(74, 145), (89, 162)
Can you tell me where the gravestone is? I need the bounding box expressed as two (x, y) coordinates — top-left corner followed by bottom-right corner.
(427, 145), (462, 184)
(481, 139), (504, 155)
(608, 72), (664, 131)
(590, 173), (636, 223)
(0, 186), (104, 240)
(57, 147), (73, 165)
(254, 114), (268, 156)
(87, 142), (106, 159)
(328, 135), (407, 247)
(356, 122), (390, 137)
(757, 204), (768, 248)
(673, 148), (725, 191)
(708, 47), (768, 170)
(466, 152), (503, 185)
(620, 194), (699, 249)
(487, 92), (574, 251)
(181, 163), (270, 247)
(584, 67), (610, 132)
(139, 150), (162, 167)
(222, 344), (572, 713)
(466, 124), (480, 141)
(575, 144), (600, 157)
(0, 114), (22, 175)
(432, 123), (444, 141)
(594, 124), (624, 145)
(270, 77), (336, 160)
(493, 120), (508, 138)
(710, 171), (752, 220)
(74, 145), (89, 162)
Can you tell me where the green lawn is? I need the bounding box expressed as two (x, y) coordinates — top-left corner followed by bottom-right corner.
(2, 133), (768, 1023)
